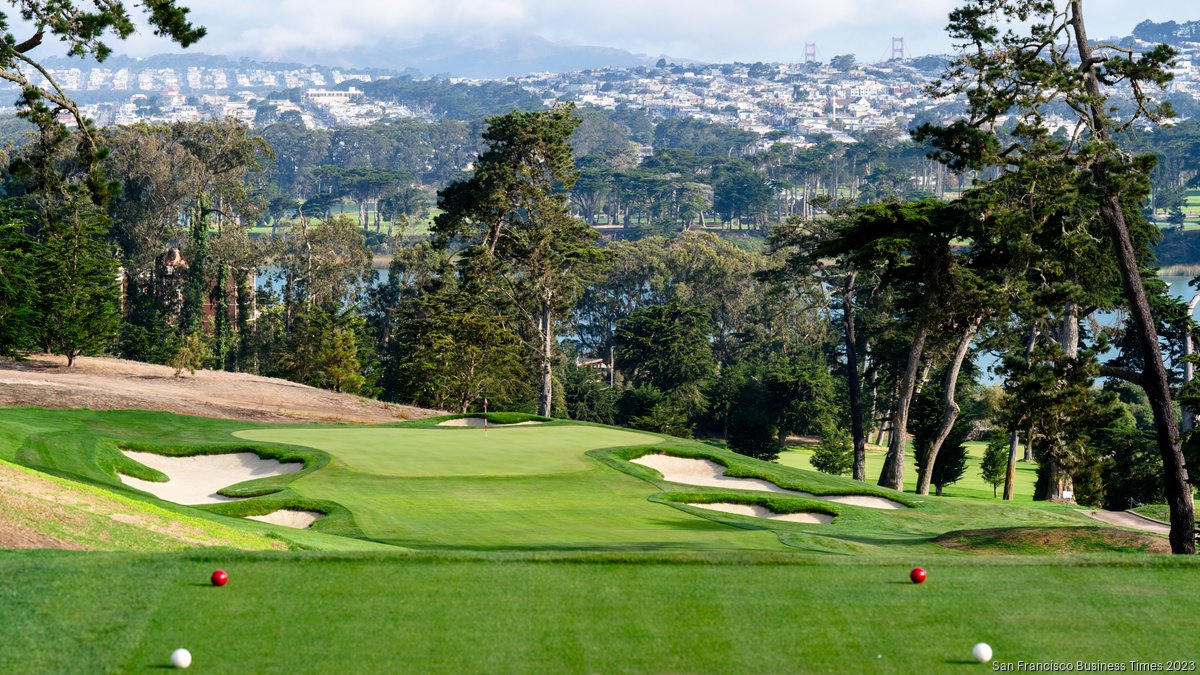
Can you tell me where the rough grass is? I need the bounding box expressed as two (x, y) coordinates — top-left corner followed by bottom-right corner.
(934, 527), (1171, 555)
(1131, 504), (1171, 523)
(0, 459), (284, 552)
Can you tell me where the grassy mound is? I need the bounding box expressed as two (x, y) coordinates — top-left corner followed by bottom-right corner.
(0, 458), (283, 551)
(934, 527), (1171, 555)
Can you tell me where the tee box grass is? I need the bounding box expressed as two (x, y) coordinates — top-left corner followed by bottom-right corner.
(0, 407), (1192, 672)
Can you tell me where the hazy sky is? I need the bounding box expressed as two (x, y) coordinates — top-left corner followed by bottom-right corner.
(22, 0), (1200, 64)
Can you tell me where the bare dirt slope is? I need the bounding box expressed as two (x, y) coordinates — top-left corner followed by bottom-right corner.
(0, 354), (440, 424)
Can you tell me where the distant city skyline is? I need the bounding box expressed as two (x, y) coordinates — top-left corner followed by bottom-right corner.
(12, 1), (1200, 67)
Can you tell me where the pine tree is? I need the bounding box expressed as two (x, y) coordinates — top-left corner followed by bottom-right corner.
(32, 196), (120, 366)
(980, 435), (1009, 498)
(0, 206), (36, 357)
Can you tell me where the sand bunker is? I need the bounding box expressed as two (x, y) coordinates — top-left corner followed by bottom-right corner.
(685, 502), (834, 524)
(246, 510), (324, 529)
(822, 495), (906, 510)
(436, 417), (544, 427)
(630, 454), (906, 510)
(118, 451), (303, 505)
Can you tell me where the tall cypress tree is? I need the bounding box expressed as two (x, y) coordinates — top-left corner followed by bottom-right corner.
(178, 203), (209, 338)
(0, 206), (36, 357)
(31, 195), (121, 367)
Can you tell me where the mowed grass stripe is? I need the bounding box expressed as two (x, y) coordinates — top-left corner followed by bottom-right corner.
(778, 440), (1039, 501)
(290, 462), (790, 551)
(233, 426), (660, 477)
(238, 425), (797, 550)
(3, 554), (1198, 673)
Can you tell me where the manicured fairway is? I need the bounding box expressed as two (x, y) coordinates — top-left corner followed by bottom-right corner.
(233, 426), (661, 476)
(2, 551), (1197, 673)
(778, 441), (1039, 501)
(236, 424), (787, 551)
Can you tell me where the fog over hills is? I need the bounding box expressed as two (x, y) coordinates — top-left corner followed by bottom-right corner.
(278, 34), (665, 79)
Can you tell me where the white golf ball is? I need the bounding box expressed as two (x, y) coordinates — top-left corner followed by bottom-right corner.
(972, 642), (992, 663)
(171, 648), (192, 669)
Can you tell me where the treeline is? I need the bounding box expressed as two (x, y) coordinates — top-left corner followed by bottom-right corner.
(0, 110), (1192, 518)
(248, 104), (959, 240)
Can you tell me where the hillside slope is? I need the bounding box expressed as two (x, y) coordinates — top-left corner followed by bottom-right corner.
(0, 458), (284, 551)
(0, 354), (440, 424)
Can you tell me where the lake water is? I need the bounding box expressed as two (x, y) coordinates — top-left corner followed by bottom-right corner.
(976, 275), (1200, 383)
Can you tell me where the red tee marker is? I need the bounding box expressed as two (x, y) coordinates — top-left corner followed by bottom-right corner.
(211, 569), (228, 587)
(909, 567), (926, 584)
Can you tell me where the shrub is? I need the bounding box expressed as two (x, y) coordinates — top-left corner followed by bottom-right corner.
(170, 332), (208, 378)
(810, 429), (853, 476)
(979, 434), (1009, 498)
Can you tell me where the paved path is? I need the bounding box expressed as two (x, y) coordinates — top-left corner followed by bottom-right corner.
(1081, 510), (1171, 536)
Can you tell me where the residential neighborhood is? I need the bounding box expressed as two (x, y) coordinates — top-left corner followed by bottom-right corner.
(7, 34), (1199, 137)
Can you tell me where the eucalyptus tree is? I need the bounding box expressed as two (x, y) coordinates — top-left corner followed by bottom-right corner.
(917, 0), (1193, 552)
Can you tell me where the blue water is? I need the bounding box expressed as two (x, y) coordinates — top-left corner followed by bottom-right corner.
(977, 275), (1200, 383)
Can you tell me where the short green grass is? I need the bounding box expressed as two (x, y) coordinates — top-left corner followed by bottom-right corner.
(777, 440), (1039, 501)
(1131, 504), (1171, 522)
(0, 408), (1102, 554)
(2, 551), (1197, 673)
(1, 406), (1194, 672)
(232, 425), (658, 477)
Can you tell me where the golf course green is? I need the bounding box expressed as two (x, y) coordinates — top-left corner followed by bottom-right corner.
(1, 406), (1194, 672)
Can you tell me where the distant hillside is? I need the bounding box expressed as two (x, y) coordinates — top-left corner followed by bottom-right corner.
(351, 77), (547, 119)
(265, 34), (655, 79)
(40, 52), (398, 78)
(1132, 19), (1200, 45)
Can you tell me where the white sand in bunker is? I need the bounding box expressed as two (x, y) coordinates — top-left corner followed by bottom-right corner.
(246, 510), (324, 529)
(685, 502), (834, 524)
(630, 454), (906, 510)
(436, 417), (544, 427)
(118, 451), (303, 505)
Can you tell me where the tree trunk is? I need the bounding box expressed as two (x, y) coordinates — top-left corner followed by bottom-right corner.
(842, 273), (867, 481)
(1046, 459), (1076, 504)
(539, 307), (553, 418)
(1044, 302), (1080, 504)
(1072, 0), (1194, 552)
(874, 407), (891, 446)
(1005, 325), (1038, 500)
(1182, 293), (1200, 432)
(235, 267), (254, 372)
(67, 350), (79, 368)
(878, 321), (928, 491)
(916, 316), (981, 496)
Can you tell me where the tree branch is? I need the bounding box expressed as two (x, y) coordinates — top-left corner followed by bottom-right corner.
(14, 29), (45, 54)
(1099, 364), (1142, 385)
